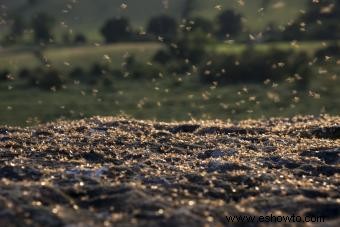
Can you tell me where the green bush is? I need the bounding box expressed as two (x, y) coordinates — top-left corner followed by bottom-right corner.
(147, 15), (178, 41)
(74, 33), (87, 44)
(88, 63), (110, 85)
(40, 69), (63, 90)
(100, 76), (114, 88)
(199, 49), (311, 87)
(100, 17), (132, 43)
(315, 44), (340, 59)
(153, 49), (172, 65)
(216, 10), (242, 39)
(0, 69), (11, 81)
(186, 17), (214, 34)
(28, 67), (63, 90)
(68, 67), (88, 84)
(31, 12), (55, 44)
(280, 0), (340, 41)
(17, 68), (32, 80)
(127, 62), (162, 80)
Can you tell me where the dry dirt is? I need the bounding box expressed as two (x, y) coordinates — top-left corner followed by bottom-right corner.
(0, 115), (339, 226)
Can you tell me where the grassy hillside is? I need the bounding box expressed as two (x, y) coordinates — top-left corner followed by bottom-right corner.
(1, 0), (308, 40)
(0, 41), (338, 126)
(1, 39), (338, 125)
(1, 74), (339, 126)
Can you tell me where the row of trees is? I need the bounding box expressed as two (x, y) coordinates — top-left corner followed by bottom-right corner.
(0, 58), (162, 90)
(4, 13), (87, 45)
(4, 42), (338, 90)
(100, 10), (242, 43)
(3, 0), (339, 45)
(3, 8), (243, 45)
(265, 0), (340, 41)
(5, 13), (53, 44)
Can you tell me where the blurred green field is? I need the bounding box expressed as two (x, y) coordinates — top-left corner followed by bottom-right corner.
(1, 71), (339, 126)
(1, 41), (336, 72)
(1, 40), (339, 126)
(215, 41), (336, 55)
(0, 43), (160, 72)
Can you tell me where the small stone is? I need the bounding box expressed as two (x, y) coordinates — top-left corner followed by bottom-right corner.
(0, 128), (8, 135)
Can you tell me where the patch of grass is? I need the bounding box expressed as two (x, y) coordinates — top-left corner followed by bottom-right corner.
(214, 41), (338, 56)
(0, 42), (160, 72)
(1, 41), (334, 73)
(1, 68), (339, 126)
(1, 41), (339, 126)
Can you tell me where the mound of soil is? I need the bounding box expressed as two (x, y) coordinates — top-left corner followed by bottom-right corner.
(0, 115), (339, 226)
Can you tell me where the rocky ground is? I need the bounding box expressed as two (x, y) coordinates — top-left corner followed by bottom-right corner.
(0, 115), (339, 226)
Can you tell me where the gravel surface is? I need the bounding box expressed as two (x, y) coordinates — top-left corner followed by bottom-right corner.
(0, 115), (339, 226)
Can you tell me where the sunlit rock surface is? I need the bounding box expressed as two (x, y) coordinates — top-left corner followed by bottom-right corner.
(0, 115), (339, 226)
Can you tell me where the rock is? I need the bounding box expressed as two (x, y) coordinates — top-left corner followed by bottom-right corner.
(261, 156), (300, 169)
(301, 189), (328, 198)
(197, 149), (237, 159)
(32, 130), (53, 137)
(163, 209), (206, 227)
(0, 137), (11, 142)
(25, 207), (63, 226)
(262, 146), (277, 153)
(0, 166), (42, 181)
(300, 148), (340, 164)
(197, 149), (226, 159)
(197, 127), (266, 135)
(310, 126), (340, 139)
(82, 151), (105, 162)
(168, 124), (200, 134)
(304, 203), (340, 219)
(75, 126), (87, 132)
(184, 173), (205, 184)
(0, 128), (8, 135)
(142, 177), (171, 186)
(92, 127), (109, 132)
(206, 161), (249, 172)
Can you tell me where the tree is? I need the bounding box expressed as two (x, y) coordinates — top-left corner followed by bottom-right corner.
(62, 32), (71, 45)
(281, 0), (340, 40)
(169, 32), (208, 64)
(147, 15), (177, 41)
(9, 16), (25, 42)
(303, 0), (339, 22)
(74, 33), (87, 44)
(32, 13), (55, 44)
(27, 0), (41, 6)
(154, 31), (209, 74)
(29, 68), (63, 90)
(40, 69), (63, 90)
(100, 17), (131, 43)
(0, 70), (11, 81)
(187, 17), (214, 33)
(261, 0), (271, 10)
(181, 0), (197, 18)
(216, 10), (242, 38)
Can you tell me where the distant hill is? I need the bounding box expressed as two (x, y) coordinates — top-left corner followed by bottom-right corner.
(1, 0), (308, 40)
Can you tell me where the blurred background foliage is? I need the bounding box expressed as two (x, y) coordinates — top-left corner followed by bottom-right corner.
(0, 0), (339, 125)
